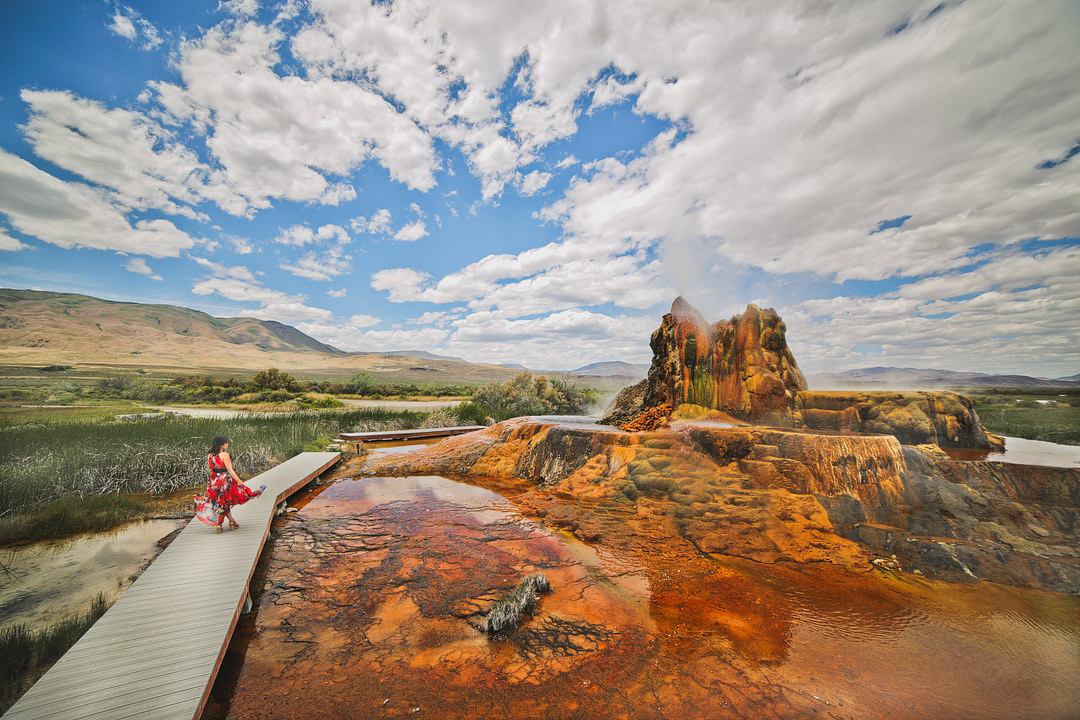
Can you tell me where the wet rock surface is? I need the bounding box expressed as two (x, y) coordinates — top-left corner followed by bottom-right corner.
(362, 418), (1080, 592)
(212, 462), (1080, 720)
(794, 390), (1002, 450)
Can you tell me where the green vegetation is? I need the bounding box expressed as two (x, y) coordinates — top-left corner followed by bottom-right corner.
(0, 407), (425, 540)
(1, 593), (111, 713)
(0, 366), (472, 418)
(965, 388), (1080, 445)
(485, 573), (552, 634)
(0, 494), (152, 546)
(456, 371), (597, 424)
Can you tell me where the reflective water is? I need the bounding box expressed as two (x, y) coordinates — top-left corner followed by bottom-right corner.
(212, 463), (1080, 720)
(944, 436), (1080, 467)
(0, 518), (183, 627)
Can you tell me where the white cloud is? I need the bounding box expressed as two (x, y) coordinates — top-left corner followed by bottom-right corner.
(555, 155), (579, 169)
(0, 149), (197, 258)
(191, 261), (332, 322)
(407, 310), (459, 326)
(124, 257), (164, 281)
(274, 223), (349, 247)
(518, 170), (552, 196)
(107, 12), (137, 41)
(327, 288), (347, 298)
(0, 230), (28, 252)
(225, 235), (254, 254)
(280, 245), (352, 281)
(370, 267), (432, 303)
(348, 314), (381, 327)
(107, 6), (162, 50)
(351, 208), (392, 235)
(164, 21), (438, 208)
(219, 0), (260, 18)
(295, 321), (448, 353)
(788, 245), (1080, 377)
(393, 220), (428, 242)
(20, 90), (234, 220)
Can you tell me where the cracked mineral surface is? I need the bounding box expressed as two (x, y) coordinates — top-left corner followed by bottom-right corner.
(208, 446), (1080, 720)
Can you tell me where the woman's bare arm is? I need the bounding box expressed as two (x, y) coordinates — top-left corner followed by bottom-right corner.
(221, 451), (243, 484)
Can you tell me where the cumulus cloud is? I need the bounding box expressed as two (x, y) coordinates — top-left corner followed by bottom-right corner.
(351, 209), (392, 235)
(191, 259), (332, 322)
(0, 149), (197, 258)
(225, 235), (255, 254)
(124, 257), (164, 280)
(107, 6), (162, 50)
(20, 90), (235, 220)
(219, 0), (259, 18)
(295, 321), (448, 353)
(280, 245), (352, 281)
(274, 223), (349, 247)
(788, 244), (1080, 377)
(0, 230), (28, 252)
(518, 170), (552, 196)
(155, 20), (438, 209)
(327, 288), (347, 298)
(393, 220), (428, 242)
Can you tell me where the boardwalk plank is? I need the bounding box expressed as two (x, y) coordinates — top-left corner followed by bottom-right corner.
(5, 452), (339, 720)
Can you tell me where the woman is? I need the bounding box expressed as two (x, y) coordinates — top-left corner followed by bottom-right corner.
(194, 435), (265, 533)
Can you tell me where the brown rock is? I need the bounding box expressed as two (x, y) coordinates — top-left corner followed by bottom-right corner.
(602, 297), (806, 426)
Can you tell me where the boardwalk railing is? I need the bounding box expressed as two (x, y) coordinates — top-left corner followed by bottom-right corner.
(5, 451), (340, 720)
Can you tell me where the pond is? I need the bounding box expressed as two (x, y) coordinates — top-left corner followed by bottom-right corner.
(0, 518), (184, 628)
(207, 445), (1080, 720)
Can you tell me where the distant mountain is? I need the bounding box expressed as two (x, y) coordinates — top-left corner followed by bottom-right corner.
(0, 289), (525, 384)
(1057, 373), (1080, 383)
(354, 349), (468, 363)
(0, 288), (341, 359)
(808, 366), (1080, 389)
(499, 363), (530, 370)
(571, 361), (650, 378)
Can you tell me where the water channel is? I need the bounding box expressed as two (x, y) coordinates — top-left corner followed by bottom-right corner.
(205, 441), (1080, 720)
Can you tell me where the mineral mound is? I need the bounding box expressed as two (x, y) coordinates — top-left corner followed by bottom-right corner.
(603, 297), (1001, 451)
(357, 297), (1077, 593)
(602, 297), (806, 427)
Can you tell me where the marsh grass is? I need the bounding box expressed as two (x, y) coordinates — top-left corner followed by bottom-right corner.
(0, 592), (111, 713)
(966, 390), (1080, 446)
(485, 573), (551, 635)
(0, 408), (424, 529)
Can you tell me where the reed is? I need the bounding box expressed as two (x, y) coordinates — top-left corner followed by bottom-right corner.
(0, 593), (111, 713)
(0, 408), (424, 520)
(485, 573), (552, 635)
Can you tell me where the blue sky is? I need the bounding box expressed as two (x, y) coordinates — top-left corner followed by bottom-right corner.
(0, 0), (1077, 376)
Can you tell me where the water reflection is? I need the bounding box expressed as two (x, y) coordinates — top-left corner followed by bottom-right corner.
(943, 435), (1080, 467)
(0, 518), (183, 627)
(212, 467), (1080, 720)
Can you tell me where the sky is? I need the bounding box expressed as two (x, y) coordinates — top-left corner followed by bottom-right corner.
(0, 0), (1078, 377)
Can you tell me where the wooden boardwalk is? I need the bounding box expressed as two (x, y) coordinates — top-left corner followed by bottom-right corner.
(5, 452), (340, 720)
(340, 425), (485, 444)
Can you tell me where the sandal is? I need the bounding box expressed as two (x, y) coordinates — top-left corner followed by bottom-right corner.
(229, 521), (239, 530)
(216, 524), (223, 534)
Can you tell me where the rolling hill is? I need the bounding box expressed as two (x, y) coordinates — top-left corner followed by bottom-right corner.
(807, 366), (1079, 389)
(0, 288), (521, 384)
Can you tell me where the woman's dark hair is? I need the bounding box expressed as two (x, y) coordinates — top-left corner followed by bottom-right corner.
(209, 435), (231, 455)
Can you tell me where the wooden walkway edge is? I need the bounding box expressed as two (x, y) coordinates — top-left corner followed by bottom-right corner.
(5, 451), (341, 720)
(340, 425), (486, 443)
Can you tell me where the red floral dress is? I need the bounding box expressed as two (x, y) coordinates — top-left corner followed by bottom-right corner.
(194, 452), (259, 526)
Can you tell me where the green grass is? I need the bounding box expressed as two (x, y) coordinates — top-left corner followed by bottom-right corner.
(0, 408), (426, 531)
(1, 593), (111, 713)
(0, 494), (152, 546)
(964, 389), (1080, 446)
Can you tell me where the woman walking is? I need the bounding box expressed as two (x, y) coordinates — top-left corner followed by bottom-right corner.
(194, 435), (265, 532)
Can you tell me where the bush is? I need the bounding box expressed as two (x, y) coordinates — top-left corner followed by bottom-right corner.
(466, 372), (596, 422)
